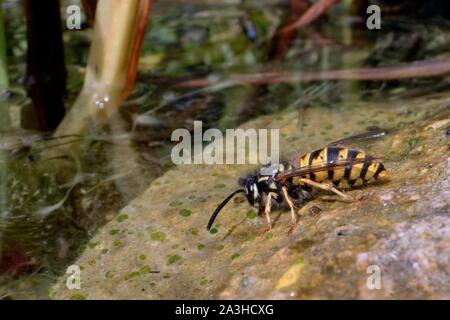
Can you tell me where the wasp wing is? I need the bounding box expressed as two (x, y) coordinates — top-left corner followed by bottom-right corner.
(275, 157), (382, 180)
(328, 129), (386, 146)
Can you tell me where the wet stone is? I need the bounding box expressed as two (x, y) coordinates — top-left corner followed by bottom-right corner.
(52, 96), (450, 299)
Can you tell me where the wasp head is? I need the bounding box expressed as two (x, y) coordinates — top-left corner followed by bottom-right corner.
(238, 174), (261, 206)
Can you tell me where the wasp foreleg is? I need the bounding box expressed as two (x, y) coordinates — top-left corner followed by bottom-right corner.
(282, 186), (298, 235)
(298, 178), (356, 202)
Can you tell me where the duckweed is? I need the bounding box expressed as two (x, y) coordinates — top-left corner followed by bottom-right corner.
(139, 265), (153, 274)
(188, 227), (199, 236)
(408, 137), (418, 148)
(105, 271), (114, 278)
(125, 272), (140, 281)
(88, 242), (99, 249)
(246, 210), (257, 219)
(150, 231), (166, 242)
(109, 228), (119, 236)
(167, 255), (182, 265)
(169, 200), (183, 207)
(116, 214), (128, 223)
(69, 294), (86, 300)
(197, 244), (205, 250)
(179, 208), (192, 217)
(200, 279), (209, 286)
(296, 257), (304, 264)
(231, 253), (240, 261)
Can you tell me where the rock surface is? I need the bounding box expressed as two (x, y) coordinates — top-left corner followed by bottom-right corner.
(52, 95), (450, 299)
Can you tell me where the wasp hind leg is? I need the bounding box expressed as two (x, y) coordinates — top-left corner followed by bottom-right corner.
(261, 192), (276, 234)
(282, 186), (298, 235)
(298, 178), (357, 202)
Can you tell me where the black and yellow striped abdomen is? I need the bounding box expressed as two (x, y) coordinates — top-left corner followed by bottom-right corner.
(297, 146), (387, 188)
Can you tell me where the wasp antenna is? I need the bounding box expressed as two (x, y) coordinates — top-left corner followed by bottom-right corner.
(207, 189), (245, 231)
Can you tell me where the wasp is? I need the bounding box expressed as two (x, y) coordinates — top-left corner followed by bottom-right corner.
(207, 130), (388, 234)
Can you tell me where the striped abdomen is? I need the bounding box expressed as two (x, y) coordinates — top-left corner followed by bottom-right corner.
(298, 146), (387, 188)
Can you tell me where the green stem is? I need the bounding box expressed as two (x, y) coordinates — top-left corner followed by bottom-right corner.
(0, 0), (8, 89)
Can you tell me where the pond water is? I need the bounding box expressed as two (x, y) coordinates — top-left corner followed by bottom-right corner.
(0, 0), (449, 299)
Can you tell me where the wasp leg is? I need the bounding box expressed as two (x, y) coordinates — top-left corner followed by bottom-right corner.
(298, 178), (356, 202)
(282, 186), (297, 235)
(261, 192), (275, 234)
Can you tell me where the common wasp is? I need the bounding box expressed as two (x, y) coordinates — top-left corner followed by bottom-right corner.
(207, 130), (388, 234)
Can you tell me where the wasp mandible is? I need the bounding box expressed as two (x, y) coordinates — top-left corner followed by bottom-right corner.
(207, 131), (388, 234)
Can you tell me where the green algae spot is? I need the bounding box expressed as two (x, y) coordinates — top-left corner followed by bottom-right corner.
(214, 183), (226, 189)
(88, 260), (96, 266)
(116, 214), (128, 223)
(357, 120), (366, 125)
(408, 137), (418, 148)
(125, 272), (140, 281)
(209, 228), (218, 235)
(88, 241), (99, 249)
(188, 194), (196, 200)
(324, 124), (334, 130)
(137, 232), (144, 238)
(167, 255), (182, 265)
(296, 256), (304, 264)
(231, 253), (240, 261)
(139, 254), (147, 261)
(197, 243), (205, 251)
(150, 231), (166, 242)
(179, 208), (192, 217)
(246, 210), (257, 220)
(113, 240), (122, 247)
(188, 227), (199, 236)
(69, 294), (86, 300)
(217, 244), (224, 251)
(109, 228), (119, 236)
(265, 232), (273, 239)
(169, 200), (183, 207)
(200, 279), (210, 286)
(139, 265), (153, 274)
(105, 271), (115, 278)
(101, 248), (108, 255)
